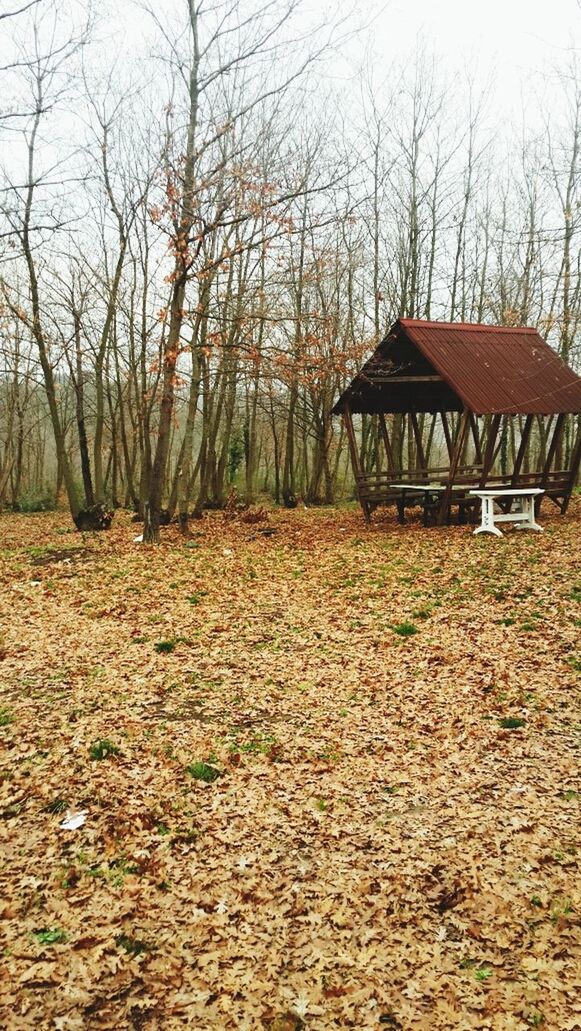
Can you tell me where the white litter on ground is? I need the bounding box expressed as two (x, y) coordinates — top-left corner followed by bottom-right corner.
(59, 810), (88, 831)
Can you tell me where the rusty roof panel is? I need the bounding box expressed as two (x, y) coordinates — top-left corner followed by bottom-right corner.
(401, 319), (581, 415)
(332, 319), (581, 416)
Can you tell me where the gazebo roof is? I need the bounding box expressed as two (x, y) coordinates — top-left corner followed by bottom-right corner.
(332, 318), (581, 416)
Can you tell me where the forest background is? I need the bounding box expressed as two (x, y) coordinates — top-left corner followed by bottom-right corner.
(1, 0), (581, 540)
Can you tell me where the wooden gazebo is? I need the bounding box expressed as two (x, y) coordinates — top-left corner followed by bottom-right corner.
(332, 319), (581, 524)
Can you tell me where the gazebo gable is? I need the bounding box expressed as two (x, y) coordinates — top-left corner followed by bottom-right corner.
(332, 324), (463, 414)
(334, 318), (581, 417)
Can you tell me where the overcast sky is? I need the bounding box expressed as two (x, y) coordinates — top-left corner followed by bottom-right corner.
(3, 0), (579, 122)
(2, 0), (580, 184)
(372, 0), (580, 116)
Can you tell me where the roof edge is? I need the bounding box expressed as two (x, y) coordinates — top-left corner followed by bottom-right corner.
(398, 318), (538, 335)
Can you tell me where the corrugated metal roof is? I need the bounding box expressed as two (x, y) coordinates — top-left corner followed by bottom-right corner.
(401, 319), (581, 415)
(332, 319), (581, 415)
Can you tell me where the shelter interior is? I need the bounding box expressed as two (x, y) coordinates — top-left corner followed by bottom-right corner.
(332, 319), (581, 525)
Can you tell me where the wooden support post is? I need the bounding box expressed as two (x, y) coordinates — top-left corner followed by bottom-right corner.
(541, 413), (565, 485)
(479, 413), (502, 487)
(440, 411), (453, 460)
(469, 413), (483, 465)
(535, 412), (565, 516)
(563, 416), (581, 513)
(409, 412), (427, 472)
(343, 404), (369, 523)
(378, 413), (395, 472)
(510, 413), (534, 487)
(437, 408), (470, 525)
(492, 415), (508, 467)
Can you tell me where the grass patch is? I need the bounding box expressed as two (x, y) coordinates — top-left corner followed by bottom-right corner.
(243, 734), (279, 756)
(32, 927), (67, 946)
(558, 789), (578, 801)
(43, 796), (69, 814)
(0, 707), (14, 727)
(498, 717), (525, 730)
(392, 622), (418, 637)
(155, 639), (177, 654)
(474, 966), (493, 982)
(115, 934), (151, 956)
(89, 739), (121, 760)
(187, 761), (220, 783)
(154, 636), (188, 654)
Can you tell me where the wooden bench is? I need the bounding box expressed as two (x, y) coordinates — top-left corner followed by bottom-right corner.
(356, 466), (483, 524)
(512, 471), (573, 513)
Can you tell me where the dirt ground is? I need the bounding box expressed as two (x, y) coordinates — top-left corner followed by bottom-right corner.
(0, 501), (579, 1030)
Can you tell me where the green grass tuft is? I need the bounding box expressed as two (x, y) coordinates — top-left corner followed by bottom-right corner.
(392, 621), (418, 637)
(155, 639), (176, 654)
(32, 927), (67, 946)
(43, 796), (69, 814)
(89, 738), (121, 760)
(498, 717), (525, 730)
(115, 934), (151, 955)
(0, 707), (14, 727)
(187, 761), (220, 783)
(474, 966), (493, 982)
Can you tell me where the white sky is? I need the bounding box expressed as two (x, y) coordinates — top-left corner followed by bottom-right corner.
(372, 0), (580, 115)
(2, 0), (580, 176)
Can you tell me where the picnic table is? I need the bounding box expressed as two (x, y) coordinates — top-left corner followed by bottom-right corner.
(389, 483), (446, 526)
(469, 488), (544, 537)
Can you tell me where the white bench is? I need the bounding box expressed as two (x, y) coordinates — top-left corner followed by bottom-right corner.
(469, 488), (544, 537)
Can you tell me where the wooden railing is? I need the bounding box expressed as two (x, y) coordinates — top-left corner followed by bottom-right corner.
(354, 466), (576, 520)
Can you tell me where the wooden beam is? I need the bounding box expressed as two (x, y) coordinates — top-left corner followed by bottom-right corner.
(479, 413), (502, 487)
(469, 413), (483, 465)
(378, 413), (395, 471)
(510, 413), (534, 487)
(364, 375), (444, 384)
(440, 411), (453, 460)
(563, 415), (581, 513)
(343, 404), (369, 523)
(535, 412), (565, 516)
(492, 415), (509, 467)
(437, 408), (470, 525)
(343, 404), (361, 479)
(410, 412), (427, 470)
(541, 413), (566, 485)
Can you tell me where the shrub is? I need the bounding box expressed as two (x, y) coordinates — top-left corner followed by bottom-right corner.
(13, 492), (56, 513)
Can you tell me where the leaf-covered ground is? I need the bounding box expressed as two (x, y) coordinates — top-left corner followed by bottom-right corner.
(0, 503), (579, 1030)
